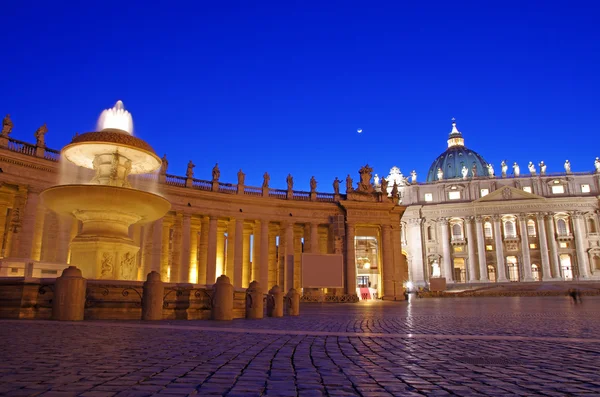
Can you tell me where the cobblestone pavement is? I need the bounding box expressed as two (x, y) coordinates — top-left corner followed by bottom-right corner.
(1, 297), (600, 397)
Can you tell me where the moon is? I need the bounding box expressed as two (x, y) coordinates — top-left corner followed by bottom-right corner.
(357, 128), (363, 133)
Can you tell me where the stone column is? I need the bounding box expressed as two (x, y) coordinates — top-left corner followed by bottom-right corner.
(572, 211), (591, 278)
(268, 224), (278, 289)
(438, 218), (453, 282)
(226, 221), (236, 279)
(150, 218), (163, 273)
(0, 205), (8, 258)
(310, 223), (319, 254)
(406, 218), (425, 285)
(170, 215), (182, 282)
(160, 221), (171, 281)
(215, 222), (227, 280)
(345, 221), (357, 295)
(233, 218), (244, 288)
(391, 224), (405, 285)
(492, 215), (508, 282)
(465, 216), (478, 282)
(381, 224), (395, 299)
(474, 216), (488, 282)
(545, 213), (561, 278)
(205, 216), (218, 284)
(518, 214), (534, 281)
(293, 226), (302, 290)
(30, 203), (46, 261)
(242, 224), (252, 287)
(56, 215), (74, 264)
(252, 222), (261, 287)
(284, 222), (294, 292)
(536, 213), (552, 281)
(179, 214), (192, 283)
(197, 217), (207, 284)
(13, 188), (42, 260)
(260, 220), (269, 293)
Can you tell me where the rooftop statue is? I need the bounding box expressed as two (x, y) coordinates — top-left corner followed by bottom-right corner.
(595, 157), (600, 173)
(471, 162), (478, 177)
(357, 164), (374, 193)
(501, 160), (508, 177)
(528, 161), (536, 175)
(391, 181), (399, 198)
(212, 163), (220, 181)
(237, 169), (245, 186)
(513, 162), (520, 177)
(186, 160), (195, 179)
(487, 163), (495, 177)
(1, 114), (13, 137)
(437, 167), (443, 181)
(461, 165), (468, 180)
(35, 123), (48, 147)
(539, 161), (546, 175)
(345, 174), (354, 193)
(262, 172), (270, 188)
(411, 170), (417, 184)
(310, 176), (317, 192)
(286, 174), (293, 190)
(374, 173), (380, 186)
(333, 177), (340, 195)
(564, 160), (571, 174)
(380, 176), (388, 194)
(160, 154), (168, 175)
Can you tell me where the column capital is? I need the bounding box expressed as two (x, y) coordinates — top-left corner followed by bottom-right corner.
(572, 211), (585, 219)
(407, 218), (423, 226)
(544, 212), (555, 220)
(518, 213), (529, 220)
(491, 214), (501, 222)
(465, 215), (475, 222)
(437, 217), (449, 226)
(474, 215), (485, 223)
(381, 223), (392, 230)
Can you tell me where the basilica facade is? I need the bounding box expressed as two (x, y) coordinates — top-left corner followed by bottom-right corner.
(383, 120), (600, 287)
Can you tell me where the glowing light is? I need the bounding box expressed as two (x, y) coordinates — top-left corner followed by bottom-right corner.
(97, 100), (134, 134)
(357, 128), (363, 133)
(363, 262), (371, 269)
(406, 281), (414, 290)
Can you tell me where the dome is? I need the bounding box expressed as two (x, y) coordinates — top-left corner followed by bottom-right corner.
(426, 120), (489, 182)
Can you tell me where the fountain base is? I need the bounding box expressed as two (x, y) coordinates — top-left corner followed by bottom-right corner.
(70, 236), (140, 280)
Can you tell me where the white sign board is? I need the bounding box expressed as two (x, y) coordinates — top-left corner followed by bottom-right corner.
(301, 253), (344, 288)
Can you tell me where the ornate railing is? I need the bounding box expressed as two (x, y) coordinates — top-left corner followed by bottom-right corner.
(44, 147), (60, 162)
(165, 174), (186, 187)
(268, 188), (287, 199)
(244, 186), (262, 196)
(294, 191), (310, 201)
(218, 182), (237, 194)
(316, 192), (335, 202)
(7, 138), (36, 156)
(192, 178), (211, 191)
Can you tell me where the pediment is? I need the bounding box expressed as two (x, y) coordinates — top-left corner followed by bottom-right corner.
(475, 186), (545, 202)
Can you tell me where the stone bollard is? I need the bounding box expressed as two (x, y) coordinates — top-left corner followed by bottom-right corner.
(267, 285), (284, 317)
(52, 266), (87, 321)
(142, 271), (164, 321)
(212, 275), (234, 321)
(246, 280), (263, 319)
(286, 288), (300, 316)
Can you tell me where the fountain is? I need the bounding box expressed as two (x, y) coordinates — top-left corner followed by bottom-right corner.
(40, 101), (171, 280)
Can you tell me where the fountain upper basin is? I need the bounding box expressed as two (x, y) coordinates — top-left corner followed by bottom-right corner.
(41, 184), (171, 225)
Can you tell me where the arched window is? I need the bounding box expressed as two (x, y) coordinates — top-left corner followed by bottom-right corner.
(556, 219), (568, 236)
(427, 226), (433, 241)
(531, 264), (540, 281)
(588, 218), (597, 234)
(504, 221), (516, 238)
(527, 219), (536, 237)
(484, 222), (493, 238)
(452, 223), (463, 239)
(593, 255), (600, 271)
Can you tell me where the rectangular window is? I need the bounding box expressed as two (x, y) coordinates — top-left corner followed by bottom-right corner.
(454, 246), (464, 253)
(523, 186), (532, 193)
(424, 193), (433, 202)
(581, 184), (591, 193)
(559, 242), (568, 248)
(529, 243), (537, 249)
(448, 191), (461, 200)
(552, 185), (565, 194)
(480, 188), (489, 197)
(485, 245), (493, 251)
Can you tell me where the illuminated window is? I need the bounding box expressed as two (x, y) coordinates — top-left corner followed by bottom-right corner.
(507, 256), (520, 282)
(424, 193), (433, 202)
(486, 245), (493, 251)
(529, 243), (537, 249)
(527, 219), (536, 237)
(552, 185), (565, 194)
(480, 188), (489, 197)
(454, 246), (464, 253)
(451, 223), (463, 239)
(354, 236), (379, 272)
(581, 184), (591, 193)
(559, 242), (568, 248)
(523, 186), (532, 193)
(484, 222), (493, 238)
(448, 191), (461, 200)
(504, 220), (517, 238)
(556, 218), (568, 235)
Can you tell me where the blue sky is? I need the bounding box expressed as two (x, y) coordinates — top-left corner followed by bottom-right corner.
(2, 1), (599, 191)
